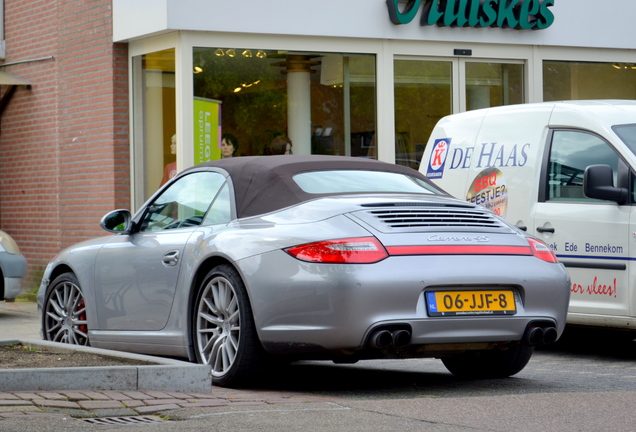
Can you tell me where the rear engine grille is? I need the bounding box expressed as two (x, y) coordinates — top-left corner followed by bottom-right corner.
(369, 208), (501, 229)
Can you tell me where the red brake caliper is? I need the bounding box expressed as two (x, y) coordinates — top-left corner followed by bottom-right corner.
(78, 300), (88, 334)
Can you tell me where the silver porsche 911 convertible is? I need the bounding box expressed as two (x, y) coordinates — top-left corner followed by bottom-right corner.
(37, 155), (570, 387)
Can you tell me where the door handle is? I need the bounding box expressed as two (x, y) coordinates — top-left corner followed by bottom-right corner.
(162, 250), (180, 266)
(536, 227), (555, 233)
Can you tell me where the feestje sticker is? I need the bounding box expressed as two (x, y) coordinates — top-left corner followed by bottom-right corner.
(426, 138), (451, 179)
(466, 168), (508, 217)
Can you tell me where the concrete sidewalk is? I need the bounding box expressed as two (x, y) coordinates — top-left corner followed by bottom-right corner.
(0, 300), (40, 339)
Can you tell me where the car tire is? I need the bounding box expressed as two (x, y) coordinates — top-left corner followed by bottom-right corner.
(42, 272), (89, 346)
(193, 264), (264, 387)
(441, 344), (534, 379)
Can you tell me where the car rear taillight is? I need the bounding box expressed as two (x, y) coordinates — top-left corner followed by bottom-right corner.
(528, 238), (559, 263)
(285, 237), (389, 264)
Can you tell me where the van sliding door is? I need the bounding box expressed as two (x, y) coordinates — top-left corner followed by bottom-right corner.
(534, 129), (631, 325)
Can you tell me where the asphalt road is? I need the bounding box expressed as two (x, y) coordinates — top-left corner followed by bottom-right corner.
(2, 301), (636, 431)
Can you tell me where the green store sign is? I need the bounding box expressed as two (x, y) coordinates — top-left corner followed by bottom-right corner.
(387, 0), (555, 30)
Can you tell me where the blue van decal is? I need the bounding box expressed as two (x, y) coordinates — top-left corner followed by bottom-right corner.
(426, 138), (451, 178)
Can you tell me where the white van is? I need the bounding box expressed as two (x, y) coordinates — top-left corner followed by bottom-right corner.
(420, 100), (636, 331)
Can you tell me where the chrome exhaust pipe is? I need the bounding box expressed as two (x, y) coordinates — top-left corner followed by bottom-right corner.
(542, 327), (558, 344)
(525, 327), (545, 345)
(370, 330), (393, 349)
(392, 329), (411, 348)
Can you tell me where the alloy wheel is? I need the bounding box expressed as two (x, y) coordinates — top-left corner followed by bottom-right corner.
(196, 275), (241, 377)
(44, 279), (89, 345)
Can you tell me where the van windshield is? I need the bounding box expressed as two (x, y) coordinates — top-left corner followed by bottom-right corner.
(613, 124), (636, 155)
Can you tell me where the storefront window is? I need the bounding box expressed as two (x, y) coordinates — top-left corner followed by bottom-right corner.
(394, 60), (452, 169)
(544, 61), (636, 101)
(465, 62), (524, 110)
(192, 48), (376, 160)
(132, 48), (176, 201)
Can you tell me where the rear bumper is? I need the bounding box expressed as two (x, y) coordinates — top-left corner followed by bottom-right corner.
(3, 277), (24, 301)
(1, 253), (27, 300)
(239, 251), (570, 355)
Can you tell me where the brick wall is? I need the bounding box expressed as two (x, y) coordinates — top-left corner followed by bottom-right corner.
(0, 0), (130, 290)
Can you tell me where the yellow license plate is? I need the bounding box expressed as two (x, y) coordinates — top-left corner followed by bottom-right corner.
(426, 290), (516, 316)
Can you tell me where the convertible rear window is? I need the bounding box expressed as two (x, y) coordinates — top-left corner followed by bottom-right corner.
(293, 170), (441, 194)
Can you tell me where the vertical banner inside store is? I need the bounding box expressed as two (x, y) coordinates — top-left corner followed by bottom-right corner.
(194, 97), (222, 163)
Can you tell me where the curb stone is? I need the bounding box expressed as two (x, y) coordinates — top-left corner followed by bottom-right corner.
(0, 339), (212, 393)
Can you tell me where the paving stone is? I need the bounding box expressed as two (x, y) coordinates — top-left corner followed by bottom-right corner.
(140, 391), (173, 399)
(0, 400), (34, 407)
(122, 400), (146, 408)
(0, 411), (70, 418)
(32, 399), (81, 409)
(78, 400), (126, 410)
(162, 391), (192, 399)
(0, 393), (20, 400)
(57, 391), (91, 400)
(13, 392), (40, 400)
(36, 392), (68, 400)
(143, 399), (187, 406)
(0, 405), (42, 414)
(187, 392), (217, 399)
(211, 388), (245, 397)
(79, 391), (111, 400)
(135, 403), (180, 414)
(183, 399), (231, 407)
(121, 391), (151, 400)
(101, 391), (132, 400)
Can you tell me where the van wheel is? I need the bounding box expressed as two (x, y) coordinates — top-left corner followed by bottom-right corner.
(441, 344), (534, 379)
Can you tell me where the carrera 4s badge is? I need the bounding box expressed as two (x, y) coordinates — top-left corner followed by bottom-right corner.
(428, 235), (490, 242)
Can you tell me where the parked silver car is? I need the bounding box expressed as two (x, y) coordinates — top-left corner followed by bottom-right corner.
(38, 155), (570, 387)
(0, 230), (27, 302)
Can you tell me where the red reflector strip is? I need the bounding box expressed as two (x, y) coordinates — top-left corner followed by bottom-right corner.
(386, 245), (533, 256)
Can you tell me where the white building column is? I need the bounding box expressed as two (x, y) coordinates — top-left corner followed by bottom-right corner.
(283, 55), (316, 155)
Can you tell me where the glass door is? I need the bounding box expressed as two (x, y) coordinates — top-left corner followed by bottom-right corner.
(132, 48), (176, 205)
(393, 57), (525, 167)
(463, 61), (524, 111)
(393, 59), (453, 170)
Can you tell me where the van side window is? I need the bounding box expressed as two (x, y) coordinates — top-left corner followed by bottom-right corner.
(547, 130), (619, 202)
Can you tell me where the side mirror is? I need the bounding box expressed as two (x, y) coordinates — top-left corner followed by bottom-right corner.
(100, 209), (132, 233)
(583, 164), (628, 204)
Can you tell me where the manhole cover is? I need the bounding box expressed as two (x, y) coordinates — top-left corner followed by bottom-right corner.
(80, 415), (166, 425)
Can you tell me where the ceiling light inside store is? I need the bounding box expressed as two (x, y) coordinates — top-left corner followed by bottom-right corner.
(612, 63), (636, 70)
(256, 50), (267, 59)
(234, 79), (262, 93)
(214, 49), (225, 56)
(242, 50), (253, 58)
(226, 49), (236, 57)
(193, 66), (203, 74)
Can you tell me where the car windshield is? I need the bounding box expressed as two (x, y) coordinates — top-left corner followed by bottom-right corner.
(293, 170), (442, 194)
(613, 123), (636, 155)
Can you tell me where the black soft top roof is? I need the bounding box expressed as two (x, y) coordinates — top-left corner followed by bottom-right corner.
(182, 155), (440, 218)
